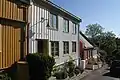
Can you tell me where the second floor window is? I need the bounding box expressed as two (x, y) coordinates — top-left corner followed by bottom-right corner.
(49, 13), (58, 29)
(51, 41), (59, 56)
(72, 23), (76, 34)
(63, 18), (69, 32)
(63, 41), (69, 54)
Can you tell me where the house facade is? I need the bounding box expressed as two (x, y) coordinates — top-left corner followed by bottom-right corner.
(28, 0), (81, 65)
(79, 32), (98, 69)
(0, 0), (29, 69)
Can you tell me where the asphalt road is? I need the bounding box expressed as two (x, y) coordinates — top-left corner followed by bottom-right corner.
(81, 66), (120, 80)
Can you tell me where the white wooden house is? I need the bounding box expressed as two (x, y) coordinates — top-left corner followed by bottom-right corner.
(28, 0), (81, 66)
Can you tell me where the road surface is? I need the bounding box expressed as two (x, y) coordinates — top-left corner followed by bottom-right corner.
(81, 66), (120, 80)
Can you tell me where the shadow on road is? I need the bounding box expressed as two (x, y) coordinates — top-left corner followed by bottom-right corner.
(103, 72), (120, 78)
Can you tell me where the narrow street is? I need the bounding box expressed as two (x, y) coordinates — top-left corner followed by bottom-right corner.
(81, 65), (120, 80)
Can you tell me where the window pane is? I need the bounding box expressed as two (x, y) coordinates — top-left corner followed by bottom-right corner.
(51, 41), (59, 56)
(72, 23), (76, 34)
(63, 19), (66, 32)
(72, 42), (76, 52)
(66, 20), (69, 32)
(53, 15), (57, 29)
(51, 52), (54, 56)
(49, 13), (57, 29)
(63, 19), (69, 32)
(50, 13), (53, 27)
(63, 42), (69, 54)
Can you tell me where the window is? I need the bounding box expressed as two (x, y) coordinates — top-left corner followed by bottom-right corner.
(72, 42), (76, 52)
(63, 41), (69, 54)
(63, 18), (69, 32)
(51, 41), (59, 56)
(72, 23), (76, 34)
(49, 13), (58, 29)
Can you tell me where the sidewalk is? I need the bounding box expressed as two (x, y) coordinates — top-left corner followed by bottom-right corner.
(80, 64), (108, 80)
(49, 65), (108, 80)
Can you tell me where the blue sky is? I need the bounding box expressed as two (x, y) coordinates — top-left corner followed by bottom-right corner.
(51, 0), (120, 36)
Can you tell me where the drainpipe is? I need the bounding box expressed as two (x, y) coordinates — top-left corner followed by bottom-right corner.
(78, 23), (81, 67)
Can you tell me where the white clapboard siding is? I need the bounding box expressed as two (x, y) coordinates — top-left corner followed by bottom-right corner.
(29, 3), (79, 65)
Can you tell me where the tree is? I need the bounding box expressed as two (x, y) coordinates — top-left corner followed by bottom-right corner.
(98, 31), (116, 55)
(85, 23), (104, 38)
(85, 23), (117, 62)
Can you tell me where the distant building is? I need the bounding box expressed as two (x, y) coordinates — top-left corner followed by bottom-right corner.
(79, 31), (99, 69)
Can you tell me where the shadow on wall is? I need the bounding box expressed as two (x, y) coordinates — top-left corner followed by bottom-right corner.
(29, 29), (35, 38)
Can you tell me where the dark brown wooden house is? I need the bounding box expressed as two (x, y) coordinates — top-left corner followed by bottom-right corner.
(0, 0), (29, 69)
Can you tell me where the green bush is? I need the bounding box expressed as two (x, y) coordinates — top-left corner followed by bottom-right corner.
(0, 73), (11, 80)
(53, 70), (67, 79)
(66, 60), (75, 78)
(74, 66), (81, 76)
(26, 53), (55, 80)
(88, 58), (96, 65)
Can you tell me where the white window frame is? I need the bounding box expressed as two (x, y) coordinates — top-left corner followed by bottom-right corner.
(63, 18), (69, 32)
(72, 42), (76, 52)
(63, 41), (69, 54)
(49, 13), (58, 30)
(51, 41), (59, 57)
(72, 22), (76, 34)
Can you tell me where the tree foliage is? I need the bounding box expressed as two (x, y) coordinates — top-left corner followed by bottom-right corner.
(85, 23), (117, 61)
(85, 23), (104, 38)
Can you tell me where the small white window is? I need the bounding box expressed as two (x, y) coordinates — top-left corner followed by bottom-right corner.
(49, 13), (58, 29)
(63, 18), (69, 32)
(72, 42), (76, 52)
(72, 22), (76, 34)
(51, 41), (59, 56)
(63, 41), (69, 54)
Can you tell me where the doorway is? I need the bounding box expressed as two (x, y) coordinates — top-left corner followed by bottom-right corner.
(37, 39), (49, 55)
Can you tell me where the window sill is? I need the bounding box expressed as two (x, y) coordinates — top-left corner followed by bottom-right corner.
(63, 31), (69, 33)
(72, 52), (76, 54)
(63, 54), (69, 57)
(72, 33), (76, 35)
(71, 52), (76, 55)
(54, 56), (59, 59)
(48, 27), (58, 31)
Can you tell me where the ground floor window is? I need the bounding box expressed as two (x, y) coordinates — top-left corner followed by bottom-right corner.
(72, 42), (76, 52)
(63, 41), (69, 54)
(51, 41), (59, 56)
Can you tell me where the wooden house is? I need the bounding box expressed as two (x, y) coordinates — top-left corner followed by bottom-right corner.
(0, 0), (29, 69)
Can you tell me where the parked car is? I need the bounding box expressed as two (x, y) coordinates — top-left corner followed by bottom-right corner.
(110, 60), (120, 76)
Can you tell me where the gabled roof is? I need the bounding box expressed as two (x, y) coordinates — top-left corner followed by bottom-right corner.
(32, 0), (82, 23)
(79, 31), (96, 47)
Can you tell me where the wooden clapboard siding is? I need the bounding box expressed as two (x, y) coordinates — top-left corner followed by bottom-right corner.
(1, 20), (21, 68)
(0, 25), (2, 52)
(0, 24), (2, 69)
(0, 0), (29, 69)
(0, 0), (28, 22)
(0, 18), (28, 69)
